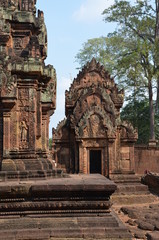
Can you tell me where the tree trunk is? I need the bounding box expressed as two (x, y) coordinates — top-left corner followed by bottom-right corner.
(155, 0), (159, 113)
(155, 76), (159, 112)
(148, 79), (155, 140)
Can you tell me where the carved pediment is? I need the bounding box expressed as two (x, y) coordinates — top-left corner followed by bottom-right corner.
(53, 119), (69, 141)
(65, 59), (123, 123)
(120, 121), (138, 141)
(71, 88), (118, 128)
(75, 106), (116, 139)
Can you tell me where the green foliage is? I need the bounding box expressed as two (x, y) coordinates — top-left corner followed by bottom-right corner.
(75, 0), (159, 143)
(49, 138), (52, 150)
(121, 97), (159, 144)
(121, 99), (150, 144)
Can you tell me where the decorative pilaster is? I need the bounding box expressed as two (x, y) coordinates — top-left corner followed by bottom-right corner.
(3, 112), (11, 156)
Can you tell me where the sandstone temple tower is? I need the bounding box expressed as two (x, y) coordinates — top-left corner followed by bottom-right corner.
(53, 58), (138, 176)
(0, 0), (56, 171)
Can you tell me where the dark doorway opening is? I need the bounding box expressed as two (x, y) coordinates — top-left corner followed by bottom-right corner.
(90, 150), (101, 174)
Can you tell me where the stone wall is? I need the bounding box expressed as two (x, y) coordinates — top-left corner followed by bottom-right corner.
(134, 145), (159, 174)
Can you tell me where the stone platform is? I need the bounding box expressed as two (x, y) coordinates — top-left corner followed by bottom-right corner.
(0, 169), (63, 181)
(111, 174), (158, 205)
(0, 174), (131, 239)
(110, 174), (159, 239)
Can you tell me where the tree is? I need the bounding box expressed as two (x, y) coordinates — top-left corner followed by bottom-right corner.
(121, 98), (150, 144)
(49, 138), (52, 150)
(75, 0), (159, 142)
(103, 0), (159, 141)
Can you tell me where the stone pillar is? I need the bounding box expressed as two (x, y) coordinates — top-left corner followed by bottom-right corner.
(37, 89), (42, 138)
(79, 143), (84, 173)
(129, 144), (135, 173)
(42, 115), (47, 151)
(83, 147), (87, 174)
(3, 112), (10, 156)
(109, 141), (115, 174)
(104, 146), (107, 176)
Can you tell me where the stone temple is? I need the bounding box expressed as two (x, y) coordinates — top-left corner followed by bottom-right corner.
(0, 1), (158, 240)
(0, 1), (133, 239)
(0, 0), (56, 173)
(52, 58), (138, 176)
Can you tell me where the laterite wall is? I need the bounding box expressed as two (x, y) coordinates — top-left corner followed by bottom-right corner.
(134, 145), (159, 174)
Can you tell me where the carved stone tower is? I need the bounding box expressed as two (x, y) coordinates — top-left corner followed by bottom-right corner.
(53, 58), (138, 176)
(0, 0), (56, 171)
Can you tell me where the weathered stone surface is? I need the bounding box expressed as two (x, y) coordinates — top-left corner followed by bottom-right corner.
(154, 222), (159, 230)
(118, 202), (159, 240)
(142, 172), (159, 195)
(0, 0), (56, 172)
(121, 207), (141, 219)
(136, 220), (155, 231)
(53, 58), (137, 176)
(0, 175), (132, 239)
(147, 232), (159, 240)
(134, 146), (159, 174)
(133, 230), (147, 239)
(126, 219), (136, 226)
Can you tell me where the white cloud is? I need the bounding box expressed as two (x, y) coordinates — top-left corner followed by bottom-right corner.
(73, 0), (114, 23)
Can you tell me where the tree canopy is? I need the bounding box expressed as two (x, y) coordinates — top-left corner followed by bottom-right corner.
(75, 0), (159, 144)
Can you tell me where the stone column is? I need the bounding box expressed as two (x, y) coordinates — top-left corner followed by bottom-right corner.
(42, 115), (47, 151)
(3, 112), (10, 156)
(129, 144), (135, 173)
(79, 143), (84, 173)
(36, 89), (42, 138)
(83, 147), (88, 174)
(108, 141), (115, 174)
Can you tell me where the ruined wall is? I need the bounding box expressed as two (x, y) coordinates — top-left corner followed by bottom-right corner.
(135, 146), (159, 174)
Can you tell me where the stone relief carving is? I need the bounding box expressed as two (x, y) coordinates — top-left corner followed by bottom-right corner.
(20, 120), (28, 142)
(53, 119), (67, 139)
(42, 78), (56, 107)
(19, 119), (29, 149)
(120, 121), (138, 140)
(53, 58), (138, 174)
(75, 106), (116, 139)
(0, 68), (17, 97)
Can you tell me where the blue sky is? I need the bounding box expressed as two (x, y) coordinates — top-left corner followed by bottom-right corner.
(36, 0), (115, 136)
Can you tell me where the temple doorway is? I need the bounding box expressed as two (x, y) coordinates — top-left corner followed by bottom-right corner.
(89, 150), (101, 174)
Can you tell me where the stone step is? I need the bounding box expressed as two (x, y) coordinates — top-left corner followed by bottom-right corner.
(111, 193), (158, 206)
(114, 183), (149, 195)
(0, 216), (132, 239)
(110, 174), (141, 184)
(0, 228), (132, 240)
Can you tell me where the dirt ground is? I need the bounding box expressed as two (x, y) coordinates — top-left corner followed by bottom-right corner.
(112, 197), (159, 240)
